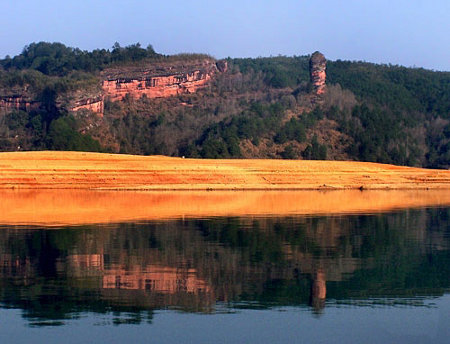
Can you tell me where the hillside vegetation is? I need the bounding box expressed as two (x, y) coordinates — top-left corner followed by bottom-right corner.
(0, 42), (449, 168)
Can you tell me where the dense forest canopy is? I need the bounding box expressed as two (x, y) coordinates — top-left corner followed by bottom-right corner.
(1, 41), (159, 75)
(0, 42), (449, 168)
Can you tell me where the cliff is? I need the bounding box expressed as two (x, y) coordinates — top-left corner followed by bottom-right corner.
(67, 58), (225, 115)
(101, 58), (221, 102)
(0, 95), (40, 114)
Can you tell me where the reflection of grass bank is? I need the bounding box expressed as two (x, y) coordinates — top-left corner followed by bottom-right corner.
(1, 151), (450, 191)
(1, 189), (450, 226)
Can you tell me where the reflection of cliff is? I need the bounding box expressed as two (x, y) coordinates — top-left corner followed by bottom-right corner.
(68, 253), (103, 268)
(67, 254), (210, 294)
(0, 254), (33, 282)
(102, 265), (210, 294)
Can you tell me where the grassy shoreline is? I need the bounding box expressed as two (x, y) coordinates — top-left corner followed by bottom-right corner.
(0, 151), (449, 190)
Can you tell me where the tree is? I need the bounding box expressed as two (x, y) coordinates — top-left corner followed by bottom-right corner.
(281, 144), (297, 159)
(303, 135), (327, 160)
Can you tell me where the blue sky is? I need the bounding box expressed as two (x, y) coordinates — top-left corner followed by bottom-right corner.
(0, 0), (449, 70)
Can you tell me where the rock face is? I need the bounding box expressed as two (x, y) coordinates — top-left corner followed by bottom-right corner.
(102, 71), (212, 102)
(101, 58), (219, 103)
(309, 52), (327, 95)
(0, 96), (40, 113)
(70, 96), (104, 116)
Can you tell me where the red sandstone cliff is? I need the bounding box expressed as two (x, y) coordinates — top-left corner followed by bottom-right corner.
(101, 58), (220, 102)
(67, 58), (225, 115)
(0, 95), (40, 114)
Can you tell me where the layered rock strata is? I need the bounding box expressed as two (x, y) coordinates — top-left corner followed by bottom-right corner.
(101, 58), (220, 102)
(102, 70), (212, 102)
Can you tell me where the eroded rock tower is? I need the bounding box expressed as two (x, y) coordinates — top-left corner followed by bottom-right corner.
(309, 51), (327, 95)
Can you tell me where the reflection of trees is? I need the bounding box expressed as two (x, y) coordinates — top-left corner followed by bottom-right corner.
(0, 207), (448, 324)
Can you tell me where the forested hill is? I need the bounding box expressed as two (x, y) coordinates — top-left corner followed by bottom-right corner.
(0, 42), (449, 168)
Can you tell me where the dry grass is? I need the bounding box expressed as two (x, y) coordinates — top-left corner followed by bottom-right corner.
(0, 151), (449, 190)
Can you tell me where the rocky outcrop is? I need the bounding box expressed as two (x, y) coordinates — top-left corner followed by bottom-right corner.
(0, 95), (40, 113)
(309, 52), (327, 95)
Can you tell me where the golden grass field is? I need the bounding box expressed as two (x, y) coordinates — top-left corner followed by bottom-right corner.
(0, 151), (449, 190)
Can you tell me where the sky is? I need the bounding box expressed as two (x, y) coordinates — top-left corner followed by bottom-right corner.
(0, 0), (449, 71)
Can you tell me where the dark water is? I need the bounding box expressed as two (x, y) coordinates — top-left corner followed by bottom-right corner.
(0, 207), (449, 343)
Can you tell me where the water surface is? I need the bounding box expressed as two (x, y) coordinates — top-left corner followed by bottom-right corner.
(1, 189), (450, 225)
(0, 203), (448, 343)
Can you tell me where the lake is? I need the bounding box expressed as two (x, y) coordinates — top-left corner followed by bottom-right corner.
(0, 191), (449, 343)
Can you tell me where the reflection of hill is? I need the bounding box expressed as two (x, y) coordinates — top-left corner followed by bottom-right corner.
(0, 207), (448, 323)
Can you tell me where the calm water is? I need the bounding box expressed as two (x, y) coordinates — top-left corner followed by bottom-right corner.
(0, 207), (449, 343)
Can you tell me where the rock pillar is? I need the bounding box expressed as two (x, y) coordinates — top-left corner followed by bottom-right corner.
(309, 52), (327, 95)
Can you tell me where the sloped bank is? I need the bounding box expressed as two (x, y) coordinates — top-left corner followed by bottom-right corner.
(0, 151), (449, 190)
